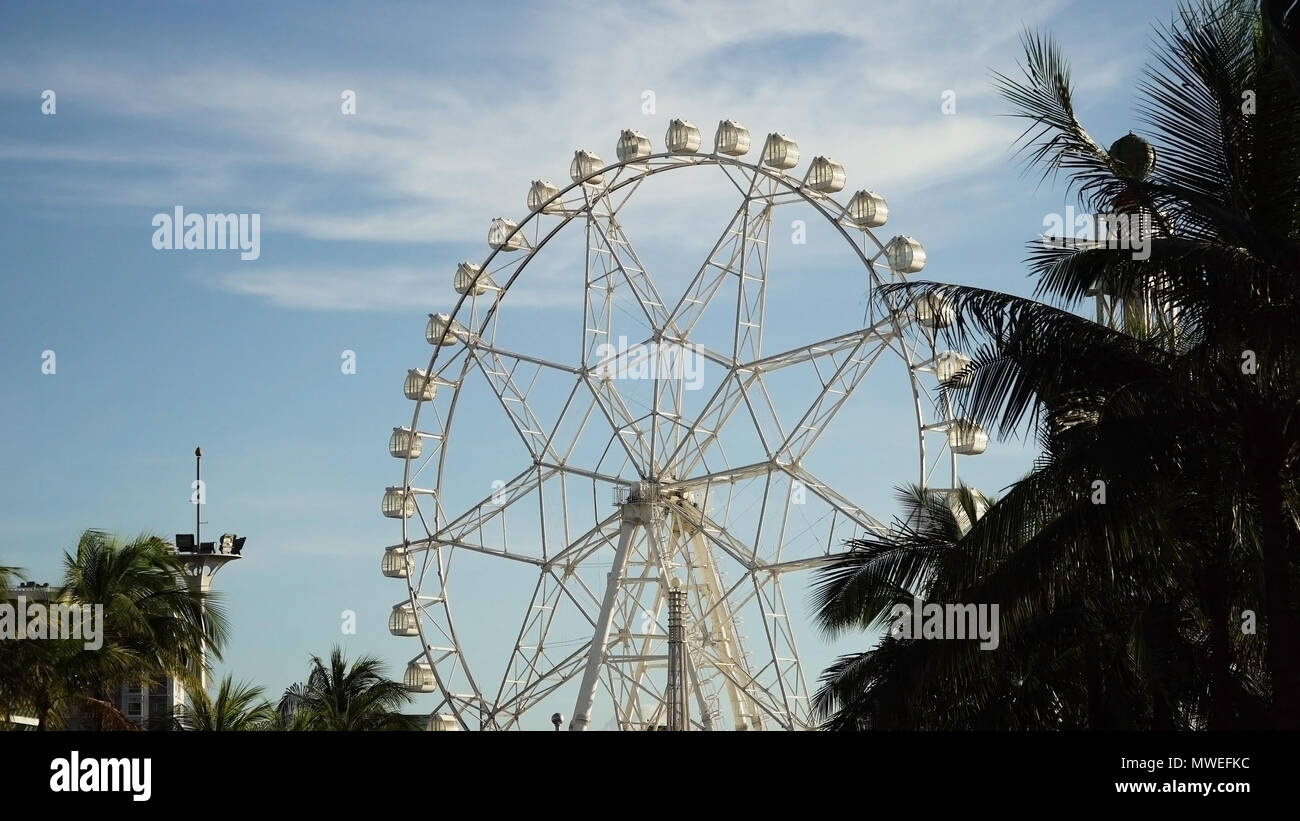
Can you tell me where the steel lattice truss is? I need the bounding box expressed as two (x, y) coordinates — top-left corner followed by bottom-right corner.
(382, 130), (978, 731)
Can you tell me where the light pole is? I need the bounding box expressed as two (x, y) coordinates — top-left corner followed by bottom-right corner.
(173, 445), (243, 698)
(195, 446), (202, 551)
(666, 582), (688, 731)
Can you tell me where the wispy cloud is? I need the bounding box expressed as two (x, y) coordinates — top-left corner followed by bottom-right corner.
(216, 266), (582, 311)
(1, 0), (1130, 311)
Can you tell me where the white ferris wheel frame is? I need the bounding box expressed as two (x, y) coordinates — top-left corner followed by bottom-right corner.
(384, 137), (971, 731)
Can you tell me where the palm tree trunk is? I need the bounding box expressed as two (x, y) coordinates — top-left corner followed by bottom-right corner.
(1202, 555), (1236, 730)
(1256, 426), (1300, 730)
(1085, 640), (1106, 729)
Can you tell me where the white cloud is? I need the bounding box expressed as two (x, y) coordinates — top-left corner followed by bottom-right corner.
(216, 266), (582, 312)
(0, 0), (1131, 311)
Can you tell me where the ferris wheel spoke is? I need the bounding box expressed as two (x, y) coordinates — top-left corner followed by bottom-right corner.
(753, 555), (837, 574)
(664, 165), (765, 339)
(779, 463), (889, 536)
(585, 199), (676, 336)
(749, 573), (813, 727)
(666, 460), (773, 492)
(581, 373), (656, 474)
(490, 643), (591, 726)
(689, 559), (762, 636)
(533, 460), (631, 489)
(470, 340), (582, 377)
(580, 202), (658, 478)
(744, 318), (899, 373)
(492, 573), (573, 720)
(661, 322), (893, 480)
(464, 341), (580, 464)
(432, 465), (553, 552)
(732, 180), (774, 365)
(489, 549), (625, 724)
(438, 538), (548, 567)
(769, 336), (893, 464)
(669, 462), (881, 573)
(659, 368), (756, 479)
(541, 507), (623, 569)
(661, 497), (757, 571)
(719, 322), (894, 477)
(687, 641), (790, 730)
(540, 386), (604, 469)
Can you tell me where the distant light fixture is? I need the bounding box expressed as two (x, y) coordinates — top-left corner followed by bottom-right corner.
(1108, 132), (1156, 180)
(175, 534), (196, 552)
(232, 537), (246, 556)
(219, 533), (235, 554)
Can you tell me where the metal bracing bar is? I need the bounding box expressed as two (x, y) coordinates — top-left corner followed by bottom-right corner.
(570, 515), (639, 730)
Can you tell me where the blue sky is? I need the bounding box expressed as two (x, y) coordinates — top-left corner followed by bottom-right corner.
(0, 0), (1185, 727)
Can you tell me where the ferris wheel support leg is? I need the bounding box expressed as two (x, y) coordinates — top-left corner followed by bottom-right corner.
(569, 514), (640, 731)
(686, 651), (712, 730)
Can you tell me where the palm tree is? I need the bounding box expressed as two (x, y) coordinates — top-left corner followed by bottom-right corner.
(0, 530), (228, 729)
(178, 676), (274, 731)
(0, 565), (22, 589)
(268, 682), (315, 730)
(62, 530), (228, 690)
(276, 647), (423, 731)
(816, 0), (1298, 729)
(814, 486), (1028, 730)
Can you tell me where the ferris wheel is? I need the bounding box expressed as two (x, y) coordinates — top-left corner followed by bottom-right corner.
(380, 118), (989, 731)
